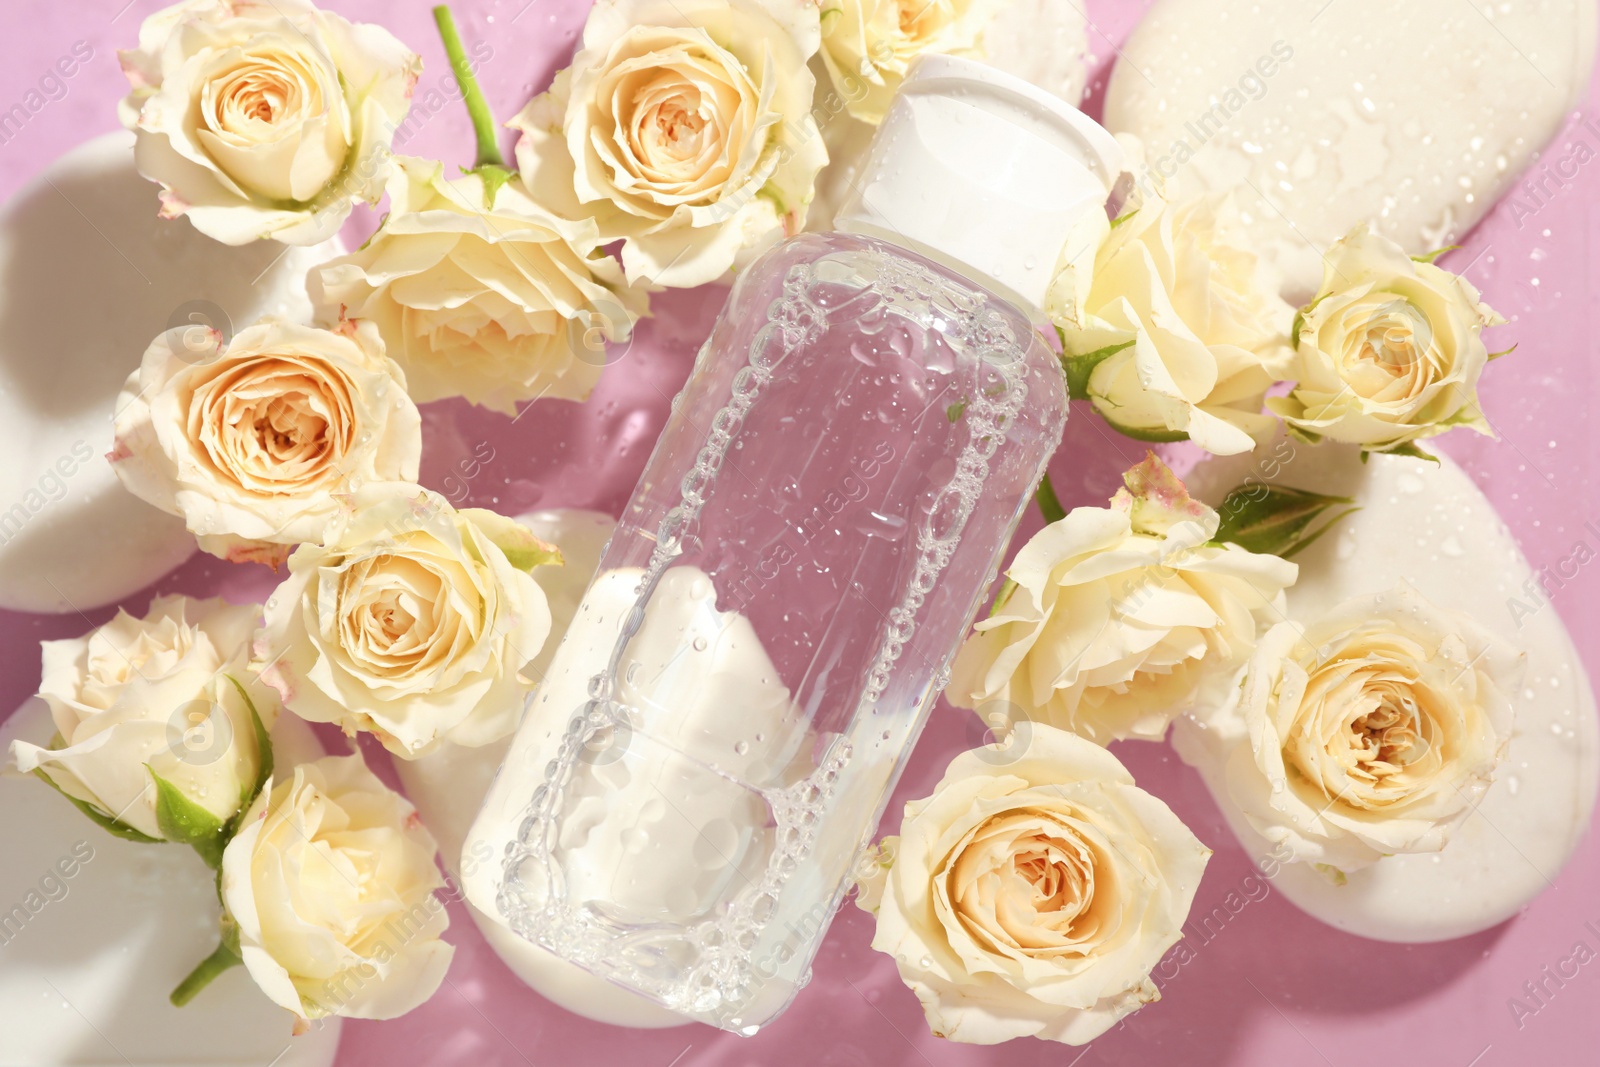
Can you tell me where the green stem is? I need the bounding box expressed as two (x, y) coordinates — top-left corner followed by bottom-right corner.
(1035, 473), (1066, 524)
(170, 939), (242, 1007)
(432, 5), (504, 170)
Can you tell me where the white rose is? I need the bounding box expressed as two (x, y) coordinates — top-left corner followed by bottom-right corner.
(309, 156), (647, 416)
(510, 0), (828, 288)
(111, 318), (421, 568)
(949, 454), (1297, 744)
(1269, 224), (1506, 453)
(1219, 583), (1520, 873)
(818, 0), (1005, 124)
(1062, 193), (1294, 456)
(9, 595), (274, 842)
(256, 484), (554, 759)
(857, 724), (1210, 1045)
(221, 754), (453, 1021)
(119, 0), (420, 245)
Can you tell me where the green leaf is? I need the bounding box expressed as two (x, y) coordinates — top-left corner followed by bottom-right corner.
(461, 509), (565, 573)
(1313, 862), (1349, 886)
(1109, 208), (1137, 230)
(1284, 423), (1324, 446)
(1035, 473), (1067, 524)
(1291, 291), (1333, 351)
(988, 577), (1019, 618)
(1488, 344), (1517, 361)
(465, 163), (516, 209)
(1213, 483), (1359, 559)
(497, 539), (564, 573)
(1374, 440), (1441, 465)
(1278, 505), (1358, 560)
(1057, 335), (1135, 401)
(1100, 416), (1191, 444)
(170, 921), (242, 1007)
(224, 675), (272, 821)
(356, 213), (389, 252)
(148, 767), (228, 869)
(29, 769), (162, 844)
(1411, 245), (1461, 265)
(945, 399), (967, 423)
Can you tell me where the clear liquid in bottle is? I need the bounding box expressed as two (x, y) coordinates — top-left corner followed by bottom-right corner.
(467, 54), (1123, 1033)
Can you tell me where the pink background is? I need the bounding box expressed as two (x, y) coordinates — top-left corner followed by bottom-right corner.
(1, 1), (1597, 1064)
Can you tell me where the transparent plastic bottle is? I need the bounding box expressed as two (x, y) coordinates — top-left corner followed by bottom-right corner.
(468, 55), (1123, 1033)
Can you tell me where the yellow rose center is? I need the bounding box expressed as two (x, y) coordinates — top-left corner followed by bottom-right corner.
(1347, 695), (1430, 778)
(618, 63), (738, 189)
(254, 394), (330, 465)
(206, 50), (326, 143)
(1336, 299), (1437, 402)
(194, 41), (348, 202)
(194, 356), (356, 495)
(596, 31), (758, 207)
(1288, 641), (1455, 809)
(645, 93), (708, 161)
(946, 809), (1113, 955)
(894, 0), (947, 41)
(333, 546), (479, 688)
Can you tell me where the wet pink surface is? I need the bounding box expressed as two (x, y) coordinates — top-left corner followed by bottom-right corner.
(1, 1), (1597, 1065)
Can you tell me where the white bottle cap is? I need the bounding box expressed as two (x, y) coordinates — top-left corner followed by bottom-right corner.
(833, 54), (1123, 318)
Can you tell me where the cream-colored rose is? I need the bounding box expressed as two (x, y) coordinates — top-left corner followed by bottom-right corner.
(1269, 224), (1506, 452)
(1219, 583), (1520, 873)
(1062, 193), (1294, 456)
(110, 318), (421, 568)
(256, 484), (555, 759)
(511, 0), (827, 289)
(818, 0), (1004, 124)
(119, 0), (420, 245)
(221, 754), (453, 1021)
(856, 724), (1210, 1045)
(949, 454), (1297, 744)
(309, 156), (646, 416)
(9, 595), (274, 841)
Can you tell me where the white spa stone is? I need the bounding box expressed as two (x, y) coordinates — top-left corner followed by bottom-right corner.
(0, 131), (340, 613)
(807, 0), (1091, 232)
(1173, 440), (1599, 942)
(0, 698), (339, 1066)
(980, 0), (1092, 111)
(1104, 0), (1598, 299)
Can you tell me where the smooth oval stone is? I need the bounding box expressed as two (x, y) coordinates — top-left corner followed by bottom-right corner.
(1173, 440), (1599, 942)
(981, 0), (1091, 110)
(0, 698), (340, 1066)
(1105, 0), (1597, 298)
(0, 131), (340, 613)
